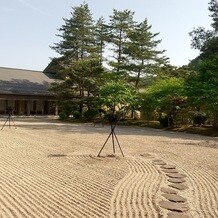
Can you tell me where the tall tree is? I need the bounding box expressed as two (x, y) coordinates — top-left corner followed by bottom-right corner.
(94, 17), (109, 65)
(108, 9), (135, 73)
(51, 3), (96, 60)
(209, 0), (218, 31)
(189, 0), (217, 51)
(50, 3), (103, 113)
(188, 0), (218, 127)
(185, 57), (218, 127)
(189, 27), (214, 50)
(123, 19), (168, 89)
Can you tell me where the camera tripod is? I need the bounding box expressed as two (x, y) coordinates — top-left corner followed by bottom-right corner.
(1, 113), (17, 130)
(97, 112), (124, 157)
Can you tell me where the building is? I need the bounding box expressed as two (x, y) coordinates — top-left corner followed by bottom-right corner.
(0, 67), (57, 116)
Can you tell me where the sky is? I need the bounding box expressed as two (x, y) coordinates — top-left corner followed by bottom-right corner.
(0, 0), (212, 71)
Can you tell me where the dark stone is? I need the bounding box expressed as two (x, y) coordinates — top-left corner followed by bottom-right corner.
(168, 178), (186, 184)
(162, 194), (187, 203)
(140, 153), (153, 158)
(166, 173), (186, 179)
(162, 169), (179, 173)
(169, 183), (188, 190)
(159, 200), (189, 212)
(161, 187), (178, 194)
(161, 165), (176, 169)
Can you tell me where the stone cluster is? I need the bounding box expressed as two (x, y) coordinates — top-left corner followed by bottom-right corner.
(152, 159), (190, 218)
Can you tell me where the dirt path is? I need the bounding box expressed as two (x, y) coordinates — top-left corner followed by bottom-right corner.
(0, 118), (217, 217)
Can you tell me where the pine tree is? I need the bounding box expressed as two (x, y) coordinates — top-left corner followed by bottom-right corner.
(123, 19), (167, 89)
(108, 9), (135, 73)
(51, 3), (103, 113)
(188, 0), (218, 128)
(51, 3), (96, 60)
(94, 17), (109, 65)
(209, 0), (218, 32)
(189, 0), (218, 51)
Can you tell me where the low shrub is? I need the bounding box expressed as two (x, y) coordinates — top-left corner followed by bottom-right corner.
(59, 111), (68, 120)
(83, 109), (99, 120)
(158, 115), (169, 127)
(73, 111), (82, 119)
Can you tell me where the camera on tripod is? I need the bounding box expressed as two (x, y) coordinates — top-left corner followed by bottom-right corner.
(107, 108), (118, 124)
(1, 106), (16, 130)
(6, 106), (13, 115)
(97, 107), (125, 157)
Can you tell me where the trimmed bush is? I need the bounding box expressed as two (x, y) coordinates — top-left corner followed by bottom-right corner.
(59, 111), (68, 120)
(73, 111), (82, 119)
(83, 109), (99, 120)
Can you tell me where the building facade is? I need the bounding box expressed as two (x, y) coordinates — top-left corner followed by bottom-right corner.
(0, 67), (58, 116)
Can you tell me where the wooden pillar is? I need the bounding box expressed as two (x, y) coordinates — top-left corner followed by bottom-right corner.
(42, 101), (44, 115)
(17, 100), (20, 115)
(26, 100), (30, 116)
(34, 101), (37, 115)
(4, 100), (7, 114)
(15, 100), (18, 115)
(44, 100), (49, 114)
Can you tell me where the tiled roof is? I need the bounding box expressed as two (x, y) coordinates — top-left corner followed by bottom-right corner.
(0, 67), (55, 96)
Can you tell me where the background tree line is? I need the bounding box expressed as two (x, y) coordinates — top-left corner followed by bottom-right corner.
(47, 1), (218, 128)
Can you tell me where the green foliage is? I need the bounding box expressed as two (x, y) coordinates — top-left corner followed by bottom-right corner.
(200, 36), (218, 60)
(50, 82), (77, 116)
(185, 56), (218, 126)
(157, 64), (194, 79)
(50, 3), (105, 113)
(123, 19), (168, 88)
(141, 77), (185, 124)
(208, 0), (218, 31)
(66, 57), (104, 95)
(52, 3), (96, 59)
(189, 0), (217, 51)
(59, 111), (68, 120)
(188, 0), (218, 127)
(73, 111), (82, 119)
(189, 27), (214, 50)
(188, 0), (217, 60)
(99, 81), (137, 111)
(83, 109), (99, 120)
(47, 1), (218, 130)
(143, 77), (184, 110)
(186, 58), (218, 106)
(108, 9), (135, 73)
(49, 2), (168, 117)
(95, 17), (109, 65)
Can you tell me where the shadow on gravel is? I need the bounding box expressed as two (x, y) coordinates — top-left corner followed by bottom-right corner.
(1, 118), (217, 146)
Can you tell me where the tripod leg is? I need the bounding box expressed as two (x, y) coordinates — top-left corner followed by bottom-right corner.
(1, 116), (9, 130)
(112, 131), (115, 154)
(114, 132), (124, 157)
(97, 131), (113, 157)
(111, 125), (116, 154)
(10, 117), (17, 129)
